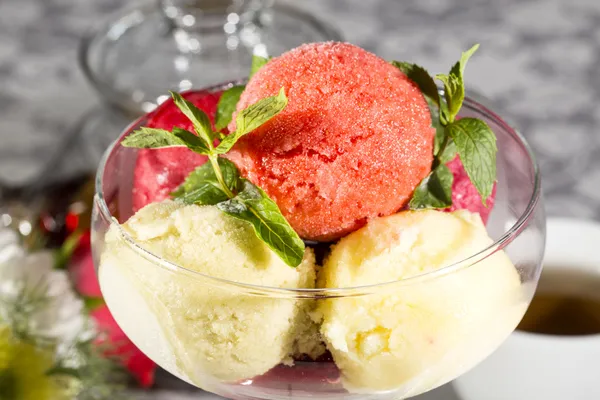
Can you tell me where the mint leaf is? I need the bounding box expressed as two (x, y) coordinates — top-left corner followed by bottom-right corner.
(435, 73), (463, 121)
(121, 126), (209, 154)
(176, 181), (229, 205)
(83, 296), (105, 312)
(215, 87), (288, 154)
(427, 98), (456, 163)
(446, 117), (496, 203)
(170, 91), (214, 144)
(236, 87), (287, 135)
(250, 55), (270, 78)
(54, 231), (83, 270)
(427, 96), (444, 150)
(435, 44), (479, 121)
(433, 116), (445, 155)
(439, 100), (450, 125)
(452, 43), (480, 78)
(217, 180), (304, 268)
(438, 139), (457, 164)
(215, 85), (245, 131)
(409, 164), (454, 209)
(122, 127), (188, 149)
(390, 62), (459, 164)
(392, 61), (440, 107)
(46, 366), (82, 379)
(172, 158), (240, 204)
(172, 127), (211, 154)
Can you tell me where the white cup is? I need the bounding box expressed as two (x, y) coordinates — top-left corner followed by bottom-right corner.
(453, 217), (600, 400)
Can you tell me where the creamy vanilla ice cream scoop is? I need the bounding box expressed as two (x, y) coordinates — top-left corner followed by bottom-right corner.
(98, 201), (318, 386)
(317, 210), (528, 395)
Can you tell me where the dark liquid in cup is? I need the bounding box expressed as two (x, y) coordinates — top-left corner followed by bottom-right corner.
(517, 269), (600, 336)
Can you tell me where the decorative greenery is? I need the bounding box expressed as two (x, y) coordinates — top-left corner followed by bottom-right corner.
(393, 44), (497, 209)
(123, 88), (305, 267)
(214, 54), (272, 132)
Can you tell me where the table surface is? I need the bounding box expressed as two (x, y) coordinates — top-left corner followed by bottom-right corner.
(1, 0), (599, 398)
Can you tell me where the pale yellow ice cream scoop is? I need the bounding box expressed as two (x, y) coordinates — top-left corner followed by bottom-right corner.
(98, 201), (317, 386)
(317, 210), (527, 396)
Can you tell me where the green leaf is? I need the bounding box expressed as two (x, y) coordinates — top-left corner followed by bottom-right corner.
(215, 87), (288, 154)
(435, 73), (463, 121)
(250, 55), (270, 78)
(170, 91), (214, 144)
(235, 87), (287, 135)
(121, 127), (188, 149)
(215, 85), (245, 131)
(427, 96), (444, 150)
(217, 180), (305, 267)
(172, 158), (240, 204)
(46, 366), (82, 379)
(453, 43), (480, 78)
(392, 61), (440, 107)
(83, 296), (105, 312)
(121, 126), (210, 154)
(176, 181), (229, 205)
(439, 100), (450, 125)
(54, 231), (83, 270)
(438, 139), (457, 164)
(446, 117), (497, 203)
(428, 98), (456, 163)
(433, 117), (444, 156)
(173, 127), (211, 154)
(409, 164), (454, 209)
(435, 44), (479, 121)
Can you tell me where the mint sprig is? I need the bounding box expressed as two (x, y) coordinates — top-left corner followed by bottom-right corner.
(214, 55), (272, 132)
(409, 164), (453, 209)
(122, 127), (193, 149)
(392, 61), (440, 108)
(437, 44), (479, 122)
(122, 90), (304, 267)
(171, 91), (215, 143)
(215, 85), (245, 131)
(393, 44), (496, 209)
(216, 88), (287, 154)
(218, 180), (305, 268)
(171, 158), (241, 205)
(447, 118), (497, 202)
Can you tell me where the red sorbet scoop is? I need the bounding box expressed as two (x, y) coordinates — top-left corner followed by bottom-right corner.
(132, 90), (221, 211)
(227, 42), (435, 242)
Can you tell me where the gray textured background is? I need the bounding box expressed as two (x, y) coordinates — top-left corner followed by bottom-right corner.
(0, 0), (598, 398)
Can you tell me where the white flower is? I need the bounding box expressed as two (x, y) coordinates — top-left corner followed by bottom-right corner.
(0, 227), (23, 264)
(0, 228), (91, 357)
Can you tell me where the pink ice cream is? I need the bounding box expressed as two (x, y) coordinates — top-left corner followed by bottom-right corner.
(446, 156), (496, 224)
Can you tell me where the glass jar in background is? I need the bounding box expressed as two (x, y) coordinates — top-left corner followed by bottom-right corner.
(79, 0), (342, 116)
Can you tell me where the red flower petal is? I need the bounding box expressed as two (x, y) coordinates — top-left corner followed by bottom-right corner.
(69, 232), (156, 387)
(70, 238), (101, 297)
(92, 306), (157, 388)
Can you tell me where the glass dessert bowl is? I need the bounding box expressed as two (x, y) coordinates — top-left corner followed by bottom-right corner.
(91, 84), (545, 400)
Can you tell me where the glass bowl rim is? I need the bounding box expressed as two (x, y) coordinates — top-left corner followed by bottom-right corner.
(94, 82), (543, 298)
(78, 2), (344, 116)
